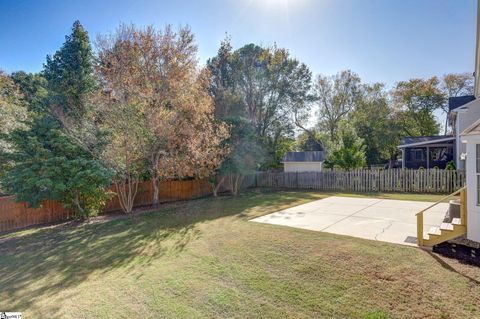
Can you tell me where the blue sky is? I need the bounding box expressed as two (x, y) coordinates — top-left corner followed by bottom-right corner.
(0, 0), (477, 88)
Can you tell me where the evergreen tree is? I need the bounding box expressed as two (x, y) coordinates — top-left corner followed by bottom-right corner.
(0, 21), (112, 218)
(43, 20), (96, 118)
(10, 71), (48, 113)
(1, 116), (112, 218)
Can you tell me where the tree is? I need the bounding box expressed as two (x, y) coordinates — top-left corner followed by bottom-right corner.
(442, 72), (474, 98)
(352, 83), (400, 166)
(213, 117), (264, 196)
(95, 101), (148, 214)
(1, 116), (112, 218)
(314, 70), (362, 142)
(327, 126), (366, 170)
(96, 24), (229, 207)
(1, 21), (113, 218)
(441, 72), (474, 134)
(296, 130), (325, 151)
(392, 77), (445, 137)
(208, 39), (312, 168)
(43, 20), (97, 119)
(9, 71), (48, 113)
(0, 71), (29, 190)
(0, 71), (28, 153)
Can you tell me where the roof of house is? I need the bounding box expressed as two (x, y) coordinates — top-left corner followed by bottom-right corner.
(461, 117), (480, 136)
(282, 151), (325, 163)
(398, 135), (455, 148)
(448, 95), (476, 112)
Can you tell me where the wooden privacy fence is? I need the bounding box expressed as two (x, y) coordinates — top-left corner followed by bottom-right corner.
(253, 169), (466, 194)
(0, 179), (212, 233)
(0, 170), (466, 233)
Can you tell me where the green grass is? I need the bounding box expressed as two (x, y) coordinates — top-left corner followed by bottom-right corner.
(0, 190), (479, 318)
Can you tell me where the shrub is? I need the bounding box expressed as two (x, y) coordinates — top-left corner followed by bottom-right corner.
(445, 160), (456, 170)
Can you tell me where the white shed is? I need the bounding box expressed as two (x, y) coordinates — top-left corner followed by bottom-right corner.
(282, 151), (325, 173)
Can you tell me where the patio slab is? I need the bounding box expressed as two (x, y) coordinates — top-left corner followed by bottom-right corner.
(251, 196), (448, 246)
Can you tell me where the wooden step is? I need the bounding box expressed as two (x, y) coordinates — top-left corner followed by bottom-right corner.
(428, 226), (441, 236)
(452, 218), (463, 226)
(422, 223), (467, 246)
(440, 222), (454, 231)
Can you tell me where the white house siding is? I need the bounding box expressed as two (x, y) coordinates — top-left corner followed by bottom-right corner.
(456, 99), (480, 169)
(283, 162), (323, 172)
(463, 139), (480, 242)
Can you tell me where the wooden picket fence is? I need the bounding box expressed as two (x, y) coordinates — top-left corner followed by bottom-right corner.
(253, 169), (466, 194)
(0, 179), (212, 233)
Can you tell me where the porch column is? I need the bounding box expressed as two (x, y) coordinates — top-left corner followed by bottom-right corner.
(426, 146), (430, 169)
(401, 149), (405, 169)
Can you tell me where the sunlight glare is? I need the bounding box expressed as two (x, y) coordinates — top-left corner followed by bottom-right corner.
(253, 0), (311, 10)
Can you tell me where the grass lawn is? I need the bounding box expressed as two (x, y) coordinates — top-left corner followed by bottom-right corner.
(1, 190), (479, 318)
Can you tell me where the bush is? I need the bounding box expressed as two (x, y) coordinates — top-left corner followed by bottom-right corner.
(445, 160), (456, 170)
(327, 128), (366, 170)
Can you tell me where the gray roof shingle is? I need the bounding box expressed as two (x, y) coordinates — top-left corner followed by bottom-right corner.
(399, 135), (454, 147)
(448, 95), (475, 111)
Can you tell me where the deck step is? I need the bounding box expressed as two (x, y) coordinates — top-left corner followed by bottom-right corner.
(428, 226), (441, 236)
(440, 222), (454, 231)
(452, 218), (463, 226)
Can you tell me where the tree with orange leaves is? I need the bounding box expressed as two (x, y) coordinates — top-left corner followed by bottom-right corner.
(96, 24), (229, 208)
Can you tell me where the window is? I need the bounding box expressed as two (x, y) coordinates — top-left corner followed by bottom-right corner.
(430, 148), (446, 161)
(477, 145), (480, 205)
(411, 149), (425, 162)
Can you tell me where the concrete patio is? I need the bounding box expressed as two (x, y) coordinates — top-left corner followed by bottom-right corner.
(251, 196), (449, 246)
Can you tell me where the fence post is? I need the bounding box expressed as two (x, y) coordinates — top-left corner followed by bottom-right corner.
(460, 187), (467, 231)
(417, 212), (424, 246)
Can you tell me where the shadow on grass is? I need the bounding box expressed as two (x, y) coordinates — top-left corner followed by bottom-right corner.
(0, 190), (320, 315)
(427, 251), (480, 285)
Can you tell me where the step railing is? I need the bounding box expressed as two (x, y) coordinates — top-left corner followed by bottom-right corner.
(416, 186), (467, 246)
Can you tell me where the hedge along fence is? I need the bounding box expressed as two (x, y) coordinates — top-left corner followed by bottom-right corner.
(252, 169), (466, 194)
(0, 179), (212, 233)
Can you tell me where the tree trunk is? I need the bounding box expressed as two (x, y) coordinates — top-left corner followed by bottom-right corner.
(212, 175), (226, 197)
(115, 173), (139, 214)
(227, 174), (235, 195)
(152, 174), (160, 206)
(444, 115), (448, 135)
(73, 192), (87, 220)
(229, 174), (244, 196)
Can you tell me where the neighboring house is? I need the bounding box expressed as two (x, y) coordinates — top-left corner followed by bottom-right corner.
(398, 136), (455, 169)
(282, 151), (325, 172)
(449, 95), (480, 169)
(398, 96), (479, 170)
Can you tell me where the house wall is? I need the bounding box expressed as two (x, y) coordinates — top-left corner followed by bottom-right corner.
(456, 99), (480, 169)
(283, 162), (323, 172)
(464, 140), (480, 242)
